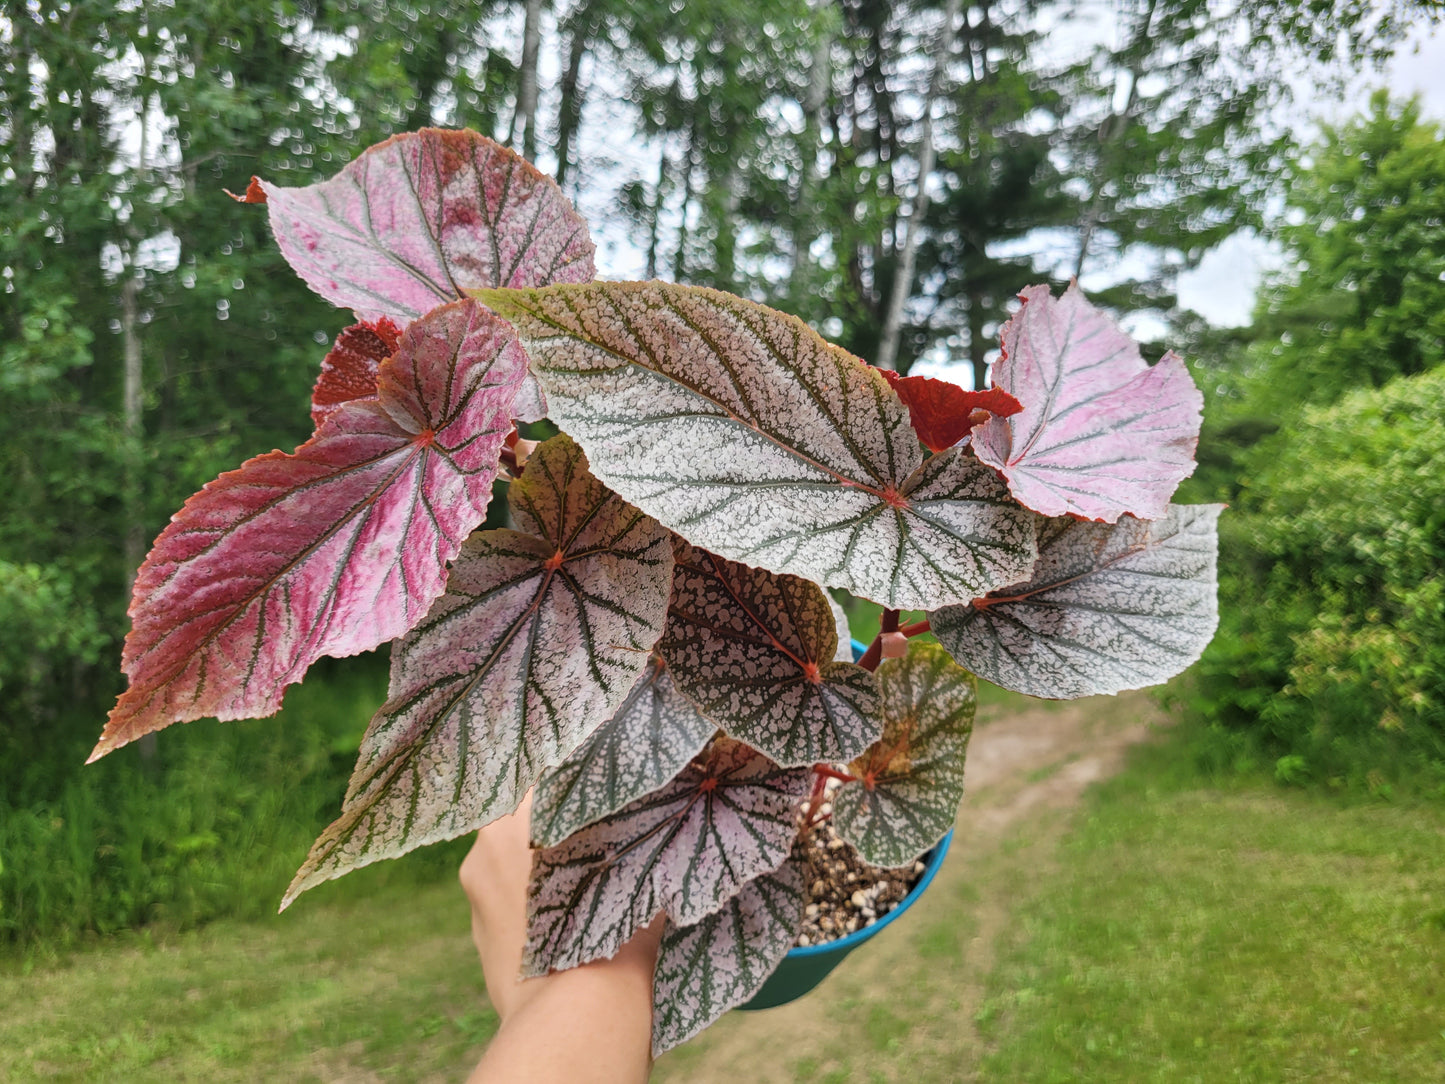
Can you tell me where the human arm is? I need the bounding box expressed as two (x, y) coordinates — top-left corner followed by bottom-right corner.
(460, 794), (663, 1084)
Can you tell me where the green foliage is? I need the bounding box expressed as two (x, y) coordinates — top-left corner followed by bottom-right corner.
(1244, 93), (1445, 413)
(0, 660), (482, 950)
(1184, 368), (1445, 792)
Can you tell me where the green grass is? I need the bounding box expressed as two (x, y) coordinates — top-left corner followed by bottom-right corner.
(6, 714), (1444, 1081)
(978, 742), (1445, 1083)
(0, 876), (494, 1082)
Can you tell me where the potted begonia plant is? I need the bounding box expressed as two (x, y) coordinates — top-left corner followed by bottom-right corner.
(92, 129), (1220, 1054)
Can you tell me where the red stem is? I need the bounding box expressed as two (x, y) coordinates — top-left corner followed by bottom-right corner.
(812, 764), (857, 784)
(900, 619), (931, 638)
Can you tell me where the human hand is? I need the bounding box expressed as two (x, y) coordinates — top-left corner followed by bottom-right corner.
(460, 792), (665, 1083)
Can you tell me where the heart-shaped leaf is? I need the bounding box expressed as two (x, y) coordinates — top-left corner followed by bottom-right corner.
(658, 546), (882, 767)
(477, 282), (1038, 610)
(651, 858), (806, 1055)
(92, 300), (525, 762)
(530, 655), (717, 848)
(970, 283), (1203, 523)
(877, 368), (1022, 453)
(931, 504), (1223, 699)
(833, 642), (975, 868)
(282, 434), (673, 905)
(263, 128), (595, 322)
(310, 317), (402, 426)
(524, 737), (810, 976)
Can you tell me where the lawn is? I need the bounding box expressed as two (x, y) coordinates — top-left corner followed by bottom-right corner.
(4, 720), (1443, 1082)
(977, 747), (1445, 1083)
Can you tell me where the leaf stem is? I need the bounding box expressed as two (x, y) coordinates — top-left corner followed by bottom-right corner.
(812, 764), (857, 784)
(900, 619), (931, 637)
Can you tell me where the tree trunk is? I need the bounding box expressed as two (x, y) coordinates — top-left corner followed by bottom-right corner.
(554, 10), (591, 188)
(790, 13), (835, 302)
(646, 144), (669, 280)
(873, 0), (962, 371)
(967, 282), (989, 391)
(1072, 0), (1158, 279)
(514, 0), (545, 161)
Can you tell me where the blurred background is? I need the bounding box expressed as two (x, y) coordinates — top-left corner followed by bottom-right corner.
(3, 1), (1444, 1079)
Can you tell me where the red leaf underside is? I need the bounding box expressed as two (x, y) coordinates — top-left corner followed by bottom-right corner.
(311, 317), (404, 426)
(877, 369), (1023, 453)
(93, 300), (525, 761)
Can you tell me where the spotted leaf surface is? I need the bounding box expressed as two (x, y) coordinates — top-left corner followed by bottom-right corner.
(310, 317), (401, 426)
(971, 284), (1203, 522)
(652, 858), (805, 1055)
(827, 593), (854, 663)
(658, 547), (882, 767)
(282, 434), (673, 905)
(833, 642), (975, 867)
(478, 282), (1038, 609)
(263, 128), (595, 322)
(877, 368), (1022, 453)
(932, 504), (1223, 699)
(524, 738), (810, 976)
(530, 656), (716, 847)
(93, 301), (524, 762)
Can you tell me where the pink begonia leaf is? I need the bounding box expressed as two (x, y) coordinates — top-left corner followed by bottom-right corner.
(524, 737), (810, 977)
(261, 128), (595, 323)
(658, 545), (882, 768)
(531, 655), (717, 848)
(310, 317), (402, 426)
(91, 300), (525, 762)
(931, 504), (1223, 699)
(876, 368), (1023, 453)
(971, 283), (1203, 522)
(479, 282), (1038, 609)
(833, 641), (976, 868)
(281, 434), (674, 906)
(651, 856), (806, 1054)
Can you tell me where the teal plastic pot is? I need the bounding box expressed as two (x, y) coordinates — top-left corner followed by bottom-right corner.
(738, 828), (953, 1010)
(738, 637), (955, 1011)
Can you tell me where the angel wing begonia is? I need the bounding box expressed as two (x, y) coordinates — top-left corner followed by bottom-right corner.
(971, 284), (1203, 522)
(91, 300), (524, 761)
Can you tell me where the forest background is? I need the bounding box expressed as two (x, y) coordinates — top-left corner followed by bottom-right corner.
(2, 0), (1444, 951)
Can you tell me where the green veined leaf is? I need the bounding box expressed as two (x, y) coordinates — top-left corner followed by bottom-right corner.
(476, 281), (1038, 610)
(651, 858), (806, 1055)
(833, 642), (976, 868)
(530, 655), (717, 848)
(658, 546), (882, 767)
(282, 434), (672, 906)
(524, 737), (809, 976)
(931, 504), (1223, 699)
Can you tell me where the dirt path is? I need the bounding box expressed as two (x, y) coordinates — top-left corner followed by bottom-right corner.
(652, 692), (1163, 1083)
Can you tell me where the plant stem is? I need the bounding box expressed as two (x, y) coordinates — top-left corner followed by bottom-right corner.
(900, 619), (931, 637)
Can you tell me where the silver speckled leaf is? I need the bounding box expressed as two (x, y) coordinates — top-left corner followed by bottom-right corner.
(530, 656), (717, 848)
(476, 282), (1038, 609)
(651, 858), (806, 1055)
(659, 546), (883, 767)
(827, 593), (855, 663)
(524, 737), (810, 976)
(833, 642), (976, 867)
(283, 434), (673, 906)
(931, 504), (1222, 700)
